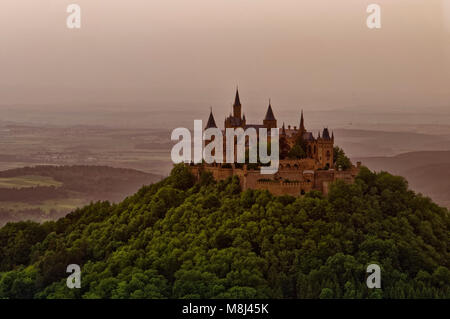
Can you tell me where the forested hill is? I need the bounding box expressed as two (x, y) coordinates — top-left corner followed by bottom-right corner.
(0, 165), (449, 299)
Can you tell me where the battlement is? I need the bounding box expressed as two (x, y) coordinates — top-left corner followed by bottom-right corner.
(256, 180), (312, 187)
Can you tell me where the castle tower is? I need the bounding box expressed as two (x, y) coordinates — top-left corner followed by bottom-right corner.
(263, 100), (277, 129)
(225, 88), (244, 129)
(233, 88), (242, 120)
(317, 127), (334, 169)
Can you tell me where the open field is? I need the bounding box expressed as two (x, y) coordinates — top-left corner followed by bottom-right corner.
(0, 175), (62, 189)
(0, 165), (162, 225)
(0, 197), (85, 214)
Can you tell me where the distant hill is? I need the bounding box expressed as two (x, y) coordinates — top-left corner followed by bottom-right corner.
(0, 165), (162, 225)
(335, 129), (450, 158)
(354, 151), (450, 208)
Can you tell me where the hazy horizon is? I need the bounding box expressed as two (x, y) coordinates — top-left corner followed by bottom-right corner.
(0, 0), (449, 127)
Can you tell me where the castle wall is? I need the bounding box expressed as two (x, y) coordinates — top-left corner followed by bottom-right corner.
(252, 181), (313, 196)
(189, 161), (360, 197)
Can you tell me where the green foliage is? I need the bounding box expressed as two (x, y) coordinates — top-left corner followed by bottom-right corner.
(0, 168), (448, 299)
(168, 164), (195, 190)
(334, 146), (352, 170)
(287, 144), (306, 159)
(287, 137), (308, 160)
(199, 171), (215, 187)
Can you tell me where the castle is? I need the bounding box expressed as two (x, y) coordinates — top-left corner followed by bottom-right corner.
(190, 89), (360, 196)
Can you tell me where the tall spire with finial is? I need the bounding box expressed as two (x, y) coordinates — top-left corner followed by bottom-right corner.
(233, 87), (242, 120)
(300, 109), (305, 132)
(234, 87), (241, 107)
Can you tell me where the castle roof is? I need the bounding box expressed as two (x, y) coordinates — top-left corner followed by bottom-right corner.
(300, 110), (305, 131)
(234, 89), (241, 107)
(322, 128), (331, 140)
(205, 109), (217, 129)
(264, 102), (276, 121)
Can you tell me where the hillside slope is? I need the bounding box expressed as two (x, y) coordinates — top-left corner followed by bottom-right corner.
(0, 165), (448, 299)
(0, 165), (162, 225)
(354, 151), (450, 208)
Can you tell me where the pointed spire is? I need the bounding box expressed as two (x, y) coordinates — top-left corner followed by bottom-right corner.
(264, 99), (276, 121)
(318, 130), (321, 138)
(300, 109), (305, 132)
(282, 122), (286, 135)
(322, 127), (331, 140)
(332, 131), (334, 140)
(205, 108), (217, 129)
(233, 87), (241, 107)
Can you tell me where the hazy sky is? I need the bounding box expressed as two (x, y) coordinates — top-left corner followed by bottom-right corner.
(0, 0), (449, 125)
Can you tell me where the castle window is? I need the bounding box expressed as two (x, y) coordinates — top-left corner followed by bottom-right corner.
(301, 189), (305, 195)
(326, 150), (331, 160)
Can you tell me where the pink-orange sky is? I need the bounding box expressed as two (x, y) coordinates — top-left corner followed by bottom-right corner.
(0, 0), (449, 117)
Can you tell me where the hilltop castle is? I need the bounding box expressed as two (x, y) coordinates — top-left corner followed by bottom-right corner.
(190, 89), (360, 196)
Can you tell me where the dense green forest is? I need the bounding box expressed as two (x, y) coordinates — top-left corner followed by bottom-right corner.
(0, 164), (448, 299)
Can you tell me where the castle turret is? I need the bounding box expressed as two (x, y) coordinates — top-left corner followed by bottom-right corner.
(233, 88), (242, 120)
(205, 108), (217, 129)
(300, 110), (305, 133)
(263, 100), (277, 129)
(205, 108), (218, 155)
(225, 88), (244, 128)
(322, 127), (331, 140)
